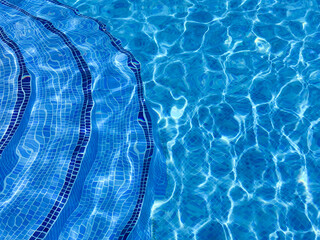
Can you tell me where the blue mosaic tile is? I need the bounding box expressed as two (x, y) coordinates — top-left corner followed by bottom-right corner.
(47, 0), (320, 239)
(0, 26), (31, 157)
(0, 0), (166, 239)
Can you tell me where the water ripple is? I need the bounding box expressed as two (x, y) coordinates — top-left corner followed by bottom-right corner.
(62, 0), (320, 239)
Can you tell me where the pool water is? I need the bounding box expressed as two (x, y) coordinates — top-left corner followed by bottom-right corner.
(58, 0), (320, 239)
(1, 0), (320, 239)
(0, 0), (165, 239)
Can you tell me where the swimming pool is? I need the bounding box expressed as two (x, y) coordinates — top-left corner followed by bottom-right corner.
(0, 0), (166, 239)
(61, 0), (320, 239)
(1, 0), (320, 239)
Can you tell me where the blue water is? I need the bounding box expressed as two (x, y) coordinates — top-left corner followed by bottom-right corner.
(1, 0), (320, 239)
(56, 0), (320, 239)
(0, 0), (166, 239)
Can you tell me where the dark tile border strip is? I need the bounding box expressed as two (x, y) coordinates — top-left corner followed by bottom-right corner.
(0, 1), (93, 239)
(45, 1), (155, 239)
(0, 26), (31, 157)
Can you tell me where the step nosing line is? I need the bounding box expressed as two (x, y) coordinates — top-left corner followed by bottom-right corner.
(0, 26), (31, 157)
(44, 1), (155, 239)
(0, 1), (93, 239)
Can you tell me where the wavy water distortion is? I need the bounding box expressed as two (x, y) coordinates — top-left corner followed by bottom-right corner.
(53, 0), (320, 239)
(0, 0), (166, 239)
(0, 26), (31, 158)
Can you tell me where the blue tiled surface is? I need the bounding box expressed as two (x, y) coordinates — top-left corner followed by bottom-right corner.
(0, 0), (166, 239)
(0, 26), (31, 158)
(0, 36), (18, 145)
(3, 0), (320, 239)
(56, 0), (320, 239)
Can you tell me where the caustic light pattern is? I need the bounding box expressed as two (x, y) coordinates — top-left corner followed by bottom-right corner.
(51, 0), (320, 239)
(0, 0), (166, 239)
